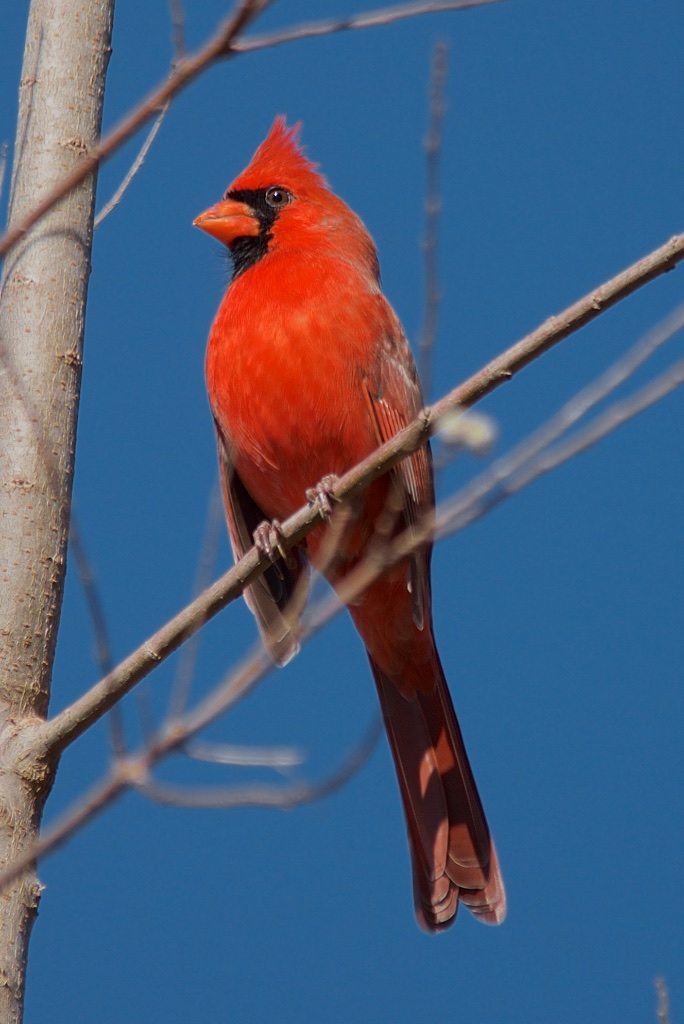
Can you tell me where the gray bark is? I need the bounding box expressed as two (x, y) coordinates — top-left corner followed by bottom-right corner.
(0, 2), (114, 1019)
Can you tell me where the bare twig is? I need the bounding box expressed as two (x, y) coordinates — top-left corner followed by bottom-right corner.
(515, 355), (684, 485)
(184, 740), (302, 768)
(436, 351), (684, 542)
(140, 717), (382, 808)
(69, 514), (127, 756)
(513, 301), (684, 453)
(234, 0), (504, 55)
(35, 230), (684, 759)
(94, 103), (170, 228)
(0, 0), (501, 260)
(167, 480), (224, 720)
(68, 516), (114, 677)
(169, 0), (187, 61)
(430, 233), (684, 417)
(434, 302), (684, 534)
(418, 40), (449, 397)
(655, 978), (670, 1024)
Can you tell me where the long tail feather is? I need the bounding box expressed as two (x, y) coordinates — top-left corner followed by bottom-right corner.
(369, 655), (506, 931)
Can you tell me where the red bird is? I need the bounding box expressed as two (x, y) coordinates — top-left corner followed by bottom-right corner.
(194, 118), (505, 931)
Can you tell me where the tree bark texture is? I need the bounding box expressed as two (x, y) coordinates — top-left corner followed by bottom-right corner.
(0, 2), (114, 1020)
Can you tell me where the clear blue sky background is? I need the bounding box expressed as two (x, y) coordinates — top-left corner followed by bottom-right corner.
(2, 2), (683, 1021)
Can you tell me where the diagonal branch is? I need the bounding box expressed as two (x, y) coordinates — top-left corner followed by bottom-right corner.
(234, 0), (504, 55)
(35, 229), (684, 759)
(167, 481), (224, 719)
(432, 301), (684, 537)
(94, 102), (170, 228)
(433, 350), (684, 541)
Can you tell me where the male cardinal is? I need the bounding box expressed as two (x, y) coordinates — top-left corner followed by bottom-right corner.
(194, 118), (505, 931)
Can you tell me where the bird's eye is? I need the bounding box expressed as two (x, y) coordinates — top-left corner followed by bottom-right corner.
(265, 186), (292, 209)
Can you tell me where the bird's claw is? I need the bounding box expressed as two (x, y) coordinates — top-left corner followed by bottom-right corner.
(306, 475), (340, 520)
(253, 519), (285, 561)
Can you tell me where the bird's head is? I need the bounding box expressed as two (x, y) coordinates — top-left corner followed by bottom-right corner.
(194, 117), (378, 280)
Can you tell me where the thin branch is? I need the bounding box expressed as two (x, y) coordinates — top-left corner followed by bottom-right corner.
(234, 0), (504, 55)
(94, 102), (170, 228)
(162, 646), (272, 751)
(433, 301), (684, 531)
(655, 977), (670, 1024)
(167, 480), (224, 720)
(512, 355), (684, 488)
(184, 740), (302, 768)
(414, 310), (684, 542)
(514, 301), (684, 450)
(2, 317), (682, 890)
(0, 0), (501, 260)
(140, 717), (382, 808)
(68, 513), (128, 756)
(418, 40), (448, 397)
(432, 233), (684, 416)
(35, 230), (684, 758)
(169, 0), (187, 62)
(68, 516), (114, 677)
(435, 353), (684, 542)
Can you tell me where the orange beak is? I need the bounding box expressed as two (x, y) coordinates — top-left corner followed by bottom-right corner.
(193, 198), (259, 246)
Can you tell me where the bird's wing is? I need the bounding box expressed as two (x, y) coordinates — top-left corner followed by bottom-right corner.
(215, 424), (309, 666)
(363, 325), (434, 630)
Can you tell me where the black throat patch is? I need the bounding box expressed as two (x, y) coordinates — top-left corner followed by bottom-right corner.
(226, 188), (280, 279)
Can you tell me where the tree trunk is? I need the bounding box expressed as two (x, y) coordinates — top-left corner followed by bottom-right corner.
(0, 1), (113, 1019)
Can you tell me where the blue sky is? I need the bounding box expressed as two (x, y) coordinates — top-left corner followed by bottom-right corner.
(2, 2), (683, 1021)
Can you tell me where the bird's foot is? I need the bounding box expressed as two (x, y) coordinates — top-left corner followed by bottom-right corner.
(306, 475), (340, 520)
(253, 519), (285, 561)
